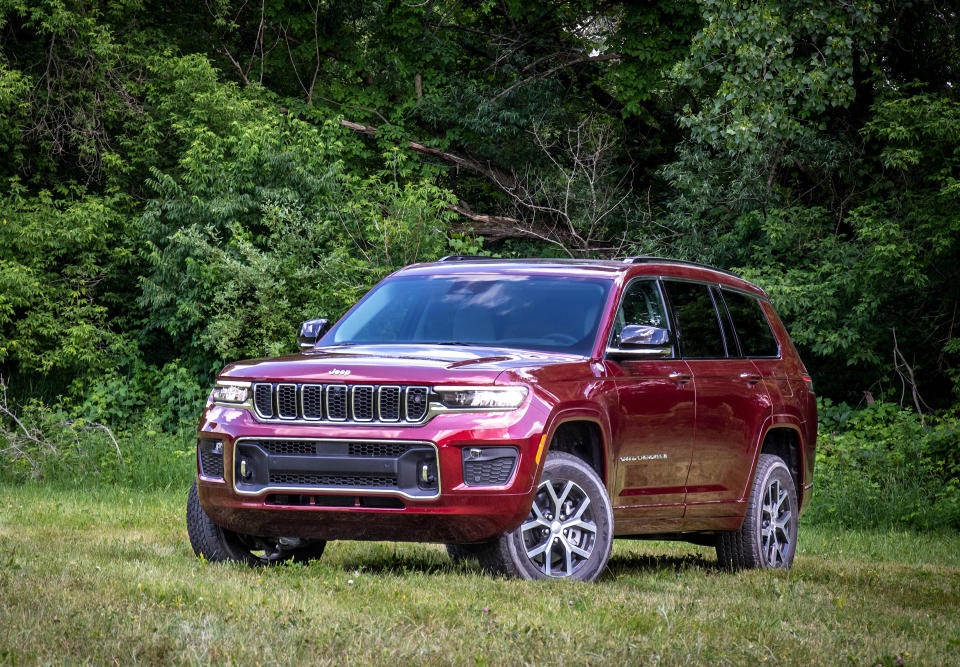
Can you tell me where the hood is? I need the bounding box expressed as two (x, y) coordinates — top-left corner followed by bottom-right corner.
(218, 344), (584, 385)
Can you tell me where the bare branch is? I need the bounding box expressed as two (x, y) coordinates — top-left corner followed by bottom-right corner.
(491, 53), (622, 103)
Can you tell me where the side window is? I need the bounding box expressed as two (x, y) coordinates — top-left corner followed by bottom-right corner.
(611, 280), (669, 347)
(663, 280), (726, 358)
(721, 289), (780, 357)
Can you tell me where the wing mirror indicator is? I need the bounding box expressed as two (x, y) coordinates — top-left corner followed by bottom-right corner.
(298, 318), (330, 351)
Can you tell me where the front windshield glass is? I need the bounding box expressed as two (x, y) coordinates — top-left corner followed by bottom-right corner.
(327, 274), (612, 357)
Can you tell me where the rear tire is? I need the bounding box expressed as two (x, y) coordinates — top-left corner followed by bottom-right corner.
(477, 451), (613, 582)
(186, 480), (326, 565)
(716, 454), (798, 571)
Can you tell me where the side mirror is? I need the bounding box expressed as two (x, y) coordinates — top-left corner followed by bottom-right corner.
(607, 325), (673, 359)
(298, 318), (330, 351)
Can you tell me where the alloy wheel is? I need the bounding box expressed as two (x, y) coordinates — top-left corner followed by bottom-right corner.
(520, 478), (597, 577)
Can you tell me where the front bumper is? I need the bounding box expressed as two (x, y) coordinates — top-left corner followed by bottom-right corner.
(195, 402), (548, 543)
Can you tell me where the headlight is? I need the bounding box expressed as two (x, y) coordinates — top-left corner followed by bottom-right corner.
(211, 381), (251, 403)
(434, 386), (528, 410)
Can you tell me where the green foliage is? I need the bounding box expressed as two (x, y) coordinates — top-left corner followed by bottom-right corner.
(808, 401), (960, 531)
(137, 55), (463, 368)
(0, 181), (135, 377)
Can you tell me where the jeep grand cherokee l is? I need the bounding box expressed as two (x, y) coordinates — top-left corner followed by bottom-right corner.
(187, 256), (816, 581)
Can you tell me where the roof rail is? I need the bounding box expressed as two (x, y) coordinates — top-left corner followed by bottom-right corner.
(621, 256), (743, 279)
(436, 255), (496, 262)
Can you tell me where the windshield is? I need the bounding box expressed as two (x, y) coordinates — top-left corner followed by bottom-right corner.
(326, 274), (612, 357)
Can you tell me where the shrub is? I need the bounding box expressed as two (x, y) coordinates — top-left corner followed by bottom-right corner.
(807, 400), (960, 531)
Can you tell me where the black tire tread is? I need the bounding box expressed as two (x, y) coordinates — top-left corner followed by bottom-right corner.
(186, 480), (258, 564)
(715, 453), (797, 571)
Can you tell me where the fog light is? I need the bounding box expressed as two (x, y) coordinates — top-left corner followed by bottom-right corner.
(417, 459), (437, 489)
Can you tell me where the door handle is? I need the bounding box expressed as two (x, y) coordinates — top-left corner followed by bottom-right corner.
(740, 372), (762, 385)
(669, 371), (691, 384)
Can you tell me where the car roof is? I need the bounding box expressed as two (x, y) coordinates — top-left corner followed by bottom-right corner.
(396, 256), (769, 298)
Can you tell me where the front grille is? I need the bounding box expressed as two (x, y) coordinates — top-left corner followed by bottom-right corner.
(259, 440), (318, 456)
(234, 438), (440, 498)
(269, 473), (397, 488)
(251, 383), (430, 424)
(349, 442), (410, 458)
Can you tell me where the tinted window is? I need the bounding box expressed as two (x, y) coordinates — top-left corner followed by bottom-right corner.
(328, 274), (611, 356)
(664, 281), (726, 358)
(721, 289), (779, 357)
(610, 280), (669, 347)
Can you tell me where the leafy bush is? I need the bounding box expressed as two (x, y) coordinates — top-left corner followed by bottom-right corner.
(806, 400), (960, 531)
(0, 379), (194, 489)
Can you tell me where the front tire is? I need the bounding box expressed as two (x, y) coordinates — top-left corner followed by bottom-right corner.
(716, 453), (798, 571)
(445, 542), (493, 563)
(478, 451), (613, 582)
(186, 480), (326, 565)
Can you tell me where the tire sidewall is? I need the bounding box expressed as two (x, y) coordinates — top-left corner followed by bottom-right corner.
(747, 456), (799, 569)
(504, 451), (613, 582)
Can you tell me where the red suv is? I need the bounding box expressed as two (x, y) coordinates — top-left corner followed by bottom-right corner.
(187, 257), (816, 581)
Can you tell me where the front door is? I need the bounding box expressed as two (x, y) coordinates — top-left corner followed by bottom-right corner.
(608, 279), (694, 519)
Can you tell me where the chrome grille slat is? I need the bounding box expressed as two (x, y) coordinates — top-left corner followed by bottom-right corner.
(406, 386), (429, 421)
(253, 384), (273, 418)
(301, 384), (324, 420)
(378, 386), (401, 422)
(277, 383), (298, 419)
(327, 385), (348, 421)
(352, 385), (374, 421)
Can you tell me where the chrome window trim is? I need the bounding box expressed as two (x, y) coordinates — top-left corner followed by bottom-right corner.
(231, 436), (440, 500)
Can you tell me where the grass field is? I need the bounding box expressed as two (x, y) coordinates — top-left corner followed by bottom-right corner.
(1, 483), (958, 665)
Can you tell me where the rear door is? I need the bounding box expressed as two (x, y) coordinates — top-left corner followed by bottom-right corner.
(661, 280), (772, 513)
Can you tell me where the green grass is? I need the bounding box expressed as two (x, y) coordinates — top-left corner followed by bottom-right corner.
(1, 484), (957, 665)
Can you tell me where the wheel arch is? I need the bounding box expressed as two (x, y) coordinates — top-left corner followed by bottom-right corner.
(540, 409), (610, 486)
(754, 420), (807, 509)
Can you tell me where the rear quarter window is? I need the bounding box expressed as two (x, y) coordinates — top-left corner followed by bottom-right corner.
(721, 289), (780, 357)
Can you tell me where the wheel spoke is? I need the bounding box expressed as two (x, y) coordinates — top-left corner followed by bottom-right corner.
(555, 480), (574, 513)
(562, 541), (574, 576)
(526, 540), (549, 559)
(521, 518), (547, 533)
(565, 519), (596, 536)
(569, 543), (591, 559)
(543, 482), (562, 514)
(773, 488), (788, 515)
